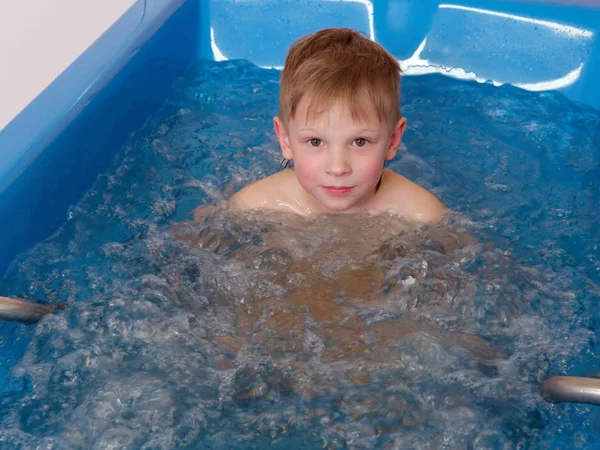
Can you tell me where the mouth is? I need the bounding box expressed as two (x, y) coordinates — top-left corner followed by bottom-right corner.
(322, 185), (355, 196)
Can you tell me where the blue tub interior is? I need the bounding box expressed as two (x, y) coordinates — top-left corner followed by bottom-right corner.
(0, 0), (599, 447)
(1, 0), (599, 277)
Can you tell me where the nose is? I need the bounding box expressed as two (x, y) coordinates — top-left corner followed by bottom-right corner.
(325, 148), (351, 176)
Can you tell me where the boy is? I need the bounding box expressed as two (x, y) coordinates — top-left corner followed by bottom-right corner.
(226, 28), (445, 223)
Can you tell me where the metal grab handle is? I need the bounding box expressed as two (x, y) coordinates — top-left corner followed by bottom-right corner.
(540, 376), (600, 405)
(0, 295), (58, 323)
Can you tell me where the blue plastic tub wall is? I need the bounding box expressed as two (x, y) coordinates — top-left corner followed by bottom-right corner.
(0, 0), (599, 278)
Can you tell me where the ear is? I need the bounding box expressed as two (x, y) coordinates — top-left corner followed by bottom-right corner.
(385, 117), (407, 160)
(273, 117), (293, 160)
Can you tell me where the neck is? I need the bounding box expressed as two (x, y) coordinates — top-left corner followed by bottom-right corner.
(375, 172), (383, 193)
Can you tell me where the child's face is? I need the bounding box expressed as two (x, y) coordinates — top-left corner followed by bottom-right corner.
(274, 96), (406, 213)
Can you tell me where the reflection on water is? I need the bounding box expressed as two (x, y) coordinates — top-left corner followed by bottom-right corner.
(0, 59), (599, 448)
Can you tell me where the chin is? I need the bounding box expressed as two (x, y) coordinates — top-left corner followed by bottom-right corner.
(320, 199), (360, 214)
(309, 189), (365, 213)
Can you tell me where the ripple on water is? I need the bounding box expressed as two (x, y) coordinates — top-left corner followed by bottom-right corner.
(1, 59), (599, 448)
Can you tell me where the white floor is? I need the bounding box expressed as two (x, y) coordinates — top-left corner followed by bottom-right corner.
(0, 0), (135, 131)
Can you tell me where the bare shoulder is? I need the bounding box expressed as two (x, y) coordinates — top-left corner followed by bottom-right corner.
(379, 170), (446, 223)
(229, 170), (296, 212)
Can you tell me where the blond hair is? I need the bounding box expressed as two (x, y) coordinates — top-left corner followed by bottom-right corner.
(279, 28), (401, 128)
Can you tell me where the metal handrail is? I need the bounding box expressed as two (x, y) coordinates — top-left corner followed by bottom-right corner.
(540, 376), (600, 405)
(0, 295), (58, 323)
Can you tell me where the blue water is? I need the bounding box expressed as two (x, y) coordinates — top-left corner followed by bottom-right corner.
(0, 59), (599, 449)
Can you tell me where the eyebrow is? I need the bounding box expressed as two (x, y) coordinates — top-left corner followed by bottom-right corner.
(296, 127), (380, 134)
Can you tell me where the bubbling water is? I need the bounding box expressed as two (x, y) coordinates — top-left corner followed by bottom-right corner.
(0, 59), (598, 448)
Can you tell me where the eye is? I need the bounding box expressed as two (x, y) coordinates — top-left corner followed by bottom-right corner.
(353, 138), (368, 147)
(309, 138), (322, 147)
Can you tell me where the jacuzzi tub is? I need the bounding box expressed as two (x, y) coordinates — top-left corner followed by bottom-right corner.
(1, 0), (598, 278)
(0, 0), (599, 447)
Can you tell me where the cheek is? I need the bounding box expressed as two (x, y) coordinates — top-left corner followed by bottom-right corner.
(293, 155), (320, 184)
(358, 157), (385, 181)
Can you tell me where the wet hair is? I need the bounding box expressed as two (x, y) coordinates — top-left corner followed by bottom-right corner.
(278, 28), (402, 129)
